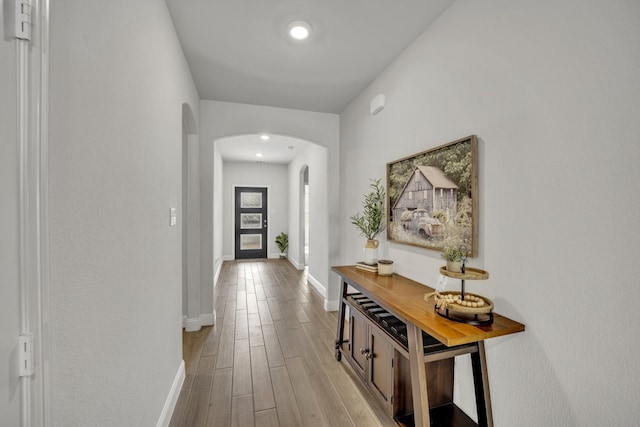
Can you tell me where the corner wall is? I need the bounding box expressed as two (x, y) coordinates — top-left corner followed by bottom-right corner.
(48, 1), (199, 425)
(339, 0), (640, 425)
(288, 144), (330, 304)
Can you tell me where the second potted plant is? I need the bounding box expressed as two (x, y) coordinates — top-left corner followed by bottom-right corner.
(350, 178), (386, 265)
(275, 232), (288, 259)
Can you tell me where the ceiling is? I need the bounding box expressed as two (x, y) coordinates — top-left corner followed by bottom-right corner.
(165, 0), (455, 163)
(216, 133), (309, 165)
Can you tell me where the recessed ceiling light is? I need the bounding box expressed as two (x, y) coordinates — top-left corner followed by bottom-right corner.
(260, 134), (270, 141)
(288, 21), (311, 41)
(256, 152), (263, 157)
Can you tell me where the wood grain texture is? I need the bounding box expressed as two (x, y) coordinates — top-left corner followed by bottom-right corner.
(332, 265), (525, 346)
(231, 394), (254, 427)
(232, 339), (252, 397)
(270, 366), (304, 427)
(184, 356), (216, 427)
(250, 345), (276, 411)
(207, 368), (232, 427)
(170, 260), (393, 427)
(254, 408), (280, 427)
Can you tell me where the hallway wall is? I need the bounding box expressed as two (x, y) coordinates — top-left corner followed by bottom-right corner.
(339, 0), (640, 425)
(287, 144), (330, 304)
(48, 1), (199, 425)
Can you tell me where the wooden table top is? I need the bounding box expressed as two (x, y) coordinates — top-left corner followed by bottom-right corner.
(333, 265), (525, 347)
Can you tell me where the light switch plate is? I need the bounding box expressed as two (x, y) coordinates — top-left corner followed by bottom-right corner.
(170, 208), (177, 226)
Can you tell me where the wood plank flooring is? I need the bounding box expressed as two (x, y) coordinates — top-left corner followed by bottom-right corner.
(169, 259), (396, 427)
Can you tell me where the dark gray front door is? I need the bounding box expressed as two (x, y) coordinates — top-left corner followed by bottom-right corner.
(235, 187), (268, 259)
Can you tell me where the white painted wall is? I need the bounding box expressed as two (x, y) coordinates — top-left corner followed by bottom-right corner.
(222, 162), (289, 259)
(288, 144), (330, 304)
(0, 3), (20, 423)
(200, 100), (339, 308)
(339, 0), (640, 425)
(48, 1), (199, 425)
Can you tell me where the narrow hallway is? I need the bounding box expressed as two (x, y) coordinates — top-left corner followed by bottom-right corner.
(169, 259), (395, 427)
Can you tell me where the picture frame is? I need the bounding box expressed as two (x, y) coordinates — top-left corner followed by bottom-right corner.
(386, 135), (478, 256)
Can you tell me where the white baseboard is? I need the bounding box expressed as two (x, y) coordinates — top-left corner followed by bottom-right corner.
(307, 273), (326, 298)
(183, 313), (215, 331)
(156, 360), (185, 427)
(307, 273), (337, 311)
(324, 299), (339, 311)
(288, 255), (304, 270)
(200, 313), (215, 327)
(184, 317), (201, 332)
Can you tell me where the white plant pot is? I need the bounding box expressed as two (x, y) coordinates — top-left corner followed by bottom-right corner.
(446, 261), (462, 273)
(363, 239), (379, 265)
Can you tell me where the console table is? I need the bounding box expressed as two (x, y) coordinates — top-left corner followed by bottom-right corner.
(332, 265), (525, 427)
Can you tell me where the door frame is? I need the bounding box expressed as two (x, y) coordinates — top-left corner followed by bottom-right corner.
(232, 185), (270, 259)
(8, 0), (52, 425)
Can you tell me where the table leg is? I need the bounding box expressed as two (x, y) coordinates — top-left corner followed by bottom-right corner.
(407, 324), (430, 426)
(334, 279), (347, 361)
(471, 340), (494, 427)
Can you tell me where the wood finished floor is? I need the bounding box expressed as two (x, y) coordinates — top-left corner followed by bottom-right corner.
(169, 259), (396, 427)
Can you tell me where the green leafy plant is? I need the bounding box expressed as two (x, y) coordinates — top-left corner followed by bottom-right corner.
(275, 232), (288, 253)
(441, 246), (468, 262)
(350, 178), (386, 240)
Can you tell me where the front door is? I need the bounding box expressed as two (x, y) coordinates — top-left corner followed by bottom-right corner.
(235, 187), (268, 259)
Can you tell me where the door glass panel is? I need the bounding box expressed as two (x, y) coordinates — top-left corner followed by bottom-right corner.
(241, 192), (262, 208)
(240, 234), (262, 250)
(240, 213), (262, 229)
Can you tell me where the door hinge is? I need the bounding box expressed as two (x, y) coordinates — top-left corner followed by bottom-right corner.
(5, 0), (33, 41)
(18, 334), (34, 377)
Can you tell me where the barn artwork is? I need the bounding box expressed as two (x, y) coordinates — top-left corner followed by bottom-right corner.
(386, 135), (478, 256)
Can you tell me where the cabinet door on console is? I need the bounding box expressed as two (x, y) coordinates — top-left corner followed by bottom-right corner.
(349, 310), (367, 379)
(369, 326), (394, 408)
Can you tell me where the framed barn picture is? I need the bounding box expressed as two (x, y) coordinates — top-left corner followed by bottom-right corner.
(386, 135), (478, 256)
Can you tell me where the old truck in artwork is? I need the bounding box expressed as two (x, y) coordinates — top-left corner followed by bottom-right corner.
(400, 209), (445, 238)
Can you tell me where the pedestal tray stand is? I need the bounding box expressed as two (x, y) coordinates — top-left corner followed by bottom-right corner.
(427, 265), (494, 325)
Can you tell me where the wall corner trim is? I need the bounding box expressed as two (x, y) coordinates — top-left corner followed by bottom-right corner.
(156, 360), (185, 427)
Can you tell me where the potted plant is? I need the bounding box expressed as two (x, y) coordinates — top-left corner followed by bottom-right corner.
(441, 246), (468, 273)
(275, 232), (288, 259)
(350, 178), (386, 264)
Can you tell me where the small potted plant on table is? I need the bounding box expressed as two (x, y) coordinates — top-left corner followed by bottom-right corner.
(441, 246), (468, 273)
